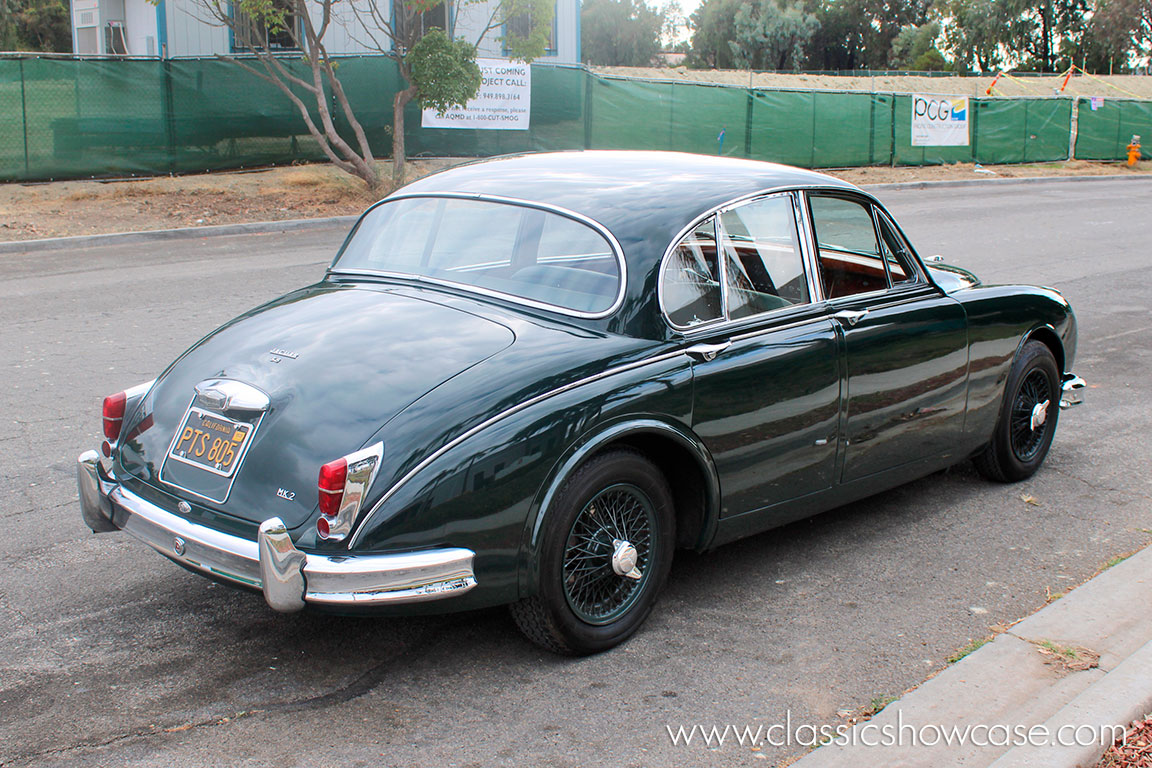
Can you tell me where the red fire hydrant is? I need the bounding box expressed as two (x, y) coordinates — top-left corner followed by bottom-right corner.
(1128, 135), (1142, 167)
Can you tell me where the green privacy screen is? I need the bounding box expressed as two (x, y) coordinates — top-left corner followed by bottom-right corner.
(0, 56), (1119, 182)
(1074, 98), (1152, 160)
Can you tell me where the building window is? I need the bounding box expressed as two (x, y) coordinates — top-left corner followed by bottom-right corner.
(503, 2), (557, 57)
(392, 0), (447, 48)
(232, 0), (302, 52)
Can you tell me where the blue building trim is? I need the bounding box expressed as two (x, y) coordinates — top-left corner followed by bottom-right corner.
(156, 0), (168, 58)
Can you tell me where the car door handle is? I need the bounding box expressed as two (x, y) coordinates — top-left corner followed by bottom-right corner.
(685, 341), (732, 362)
(832, 309), (869, 327)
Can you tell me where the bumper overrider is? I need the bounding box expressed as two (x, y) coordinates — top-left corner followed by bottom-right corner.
(77, 451), (477, 611)
(1061, 374), (1086, 409)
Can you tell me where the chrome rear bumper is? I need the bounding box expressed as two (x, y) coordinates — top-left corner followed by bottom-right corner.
(77, 451), (477, 611)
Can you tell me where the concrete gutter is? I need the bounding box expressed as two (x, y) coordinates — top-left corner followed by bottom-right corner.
(2, 174), (1149, 255)
(0, 215), (359, 255)
(864, 172), (1152, 192)
(791, 544), (1152, 768)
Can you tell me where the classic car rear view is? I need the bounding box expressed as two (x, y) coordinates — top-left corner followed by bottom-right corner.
(79, 151), (1084, 654)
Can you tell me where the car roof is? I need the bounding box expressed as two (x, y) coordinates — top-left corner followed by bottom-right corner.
(393, 151), (858, 247)
(383, 151), (862, 339)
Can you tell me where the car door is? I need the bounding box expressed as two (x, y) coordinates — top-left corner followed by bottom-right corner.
(661, 193), (841, 520)
(805, 192), (970, 484)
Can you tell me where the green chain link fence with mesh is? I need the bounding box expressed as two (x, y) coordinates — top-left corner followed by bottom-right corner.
(0, 56), (1146, 182)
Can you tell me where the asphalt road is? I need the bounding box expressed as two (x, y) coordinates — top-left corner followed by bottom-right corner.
(3, 179), (1150, 768)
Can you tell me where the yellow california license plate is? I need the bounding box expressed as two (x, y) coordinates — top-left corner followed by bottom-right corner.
(169, 407), (252, 477)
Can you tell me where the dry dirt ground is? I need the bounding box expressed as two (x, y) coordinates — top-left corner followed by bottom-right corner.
(1, 157), (1149, 242)
(595, 68), (1152, 100)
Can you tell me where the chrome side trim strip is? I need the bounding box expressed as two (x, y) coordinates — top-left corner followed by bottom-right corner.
(348, 348), (687, 548)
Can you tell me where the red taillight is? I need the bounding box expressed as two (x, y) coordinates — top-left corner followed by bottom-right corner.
(103, 391), (127, 441)
(318, 458), (347, 519)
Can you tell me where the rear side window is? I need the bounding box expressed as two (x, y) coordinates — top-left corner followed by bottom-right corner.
(661, 218), (723, 328)
(662, 194), (811, 329)
(333, 197), (622, 315)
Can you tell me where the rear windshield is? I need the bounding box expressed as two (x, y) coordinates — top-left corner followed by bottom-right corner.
(332, 196), (623, 315)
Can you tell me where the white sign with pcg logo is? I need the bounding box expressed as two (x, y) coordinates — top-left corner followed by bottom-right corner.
(421, 58), (531, 131)
(911, 95), (970, 146)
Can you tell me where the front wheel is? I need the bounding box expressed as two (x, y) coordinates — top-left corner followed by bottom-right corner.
(974, 340), (1061, 482)
(510, 449), (675, 655)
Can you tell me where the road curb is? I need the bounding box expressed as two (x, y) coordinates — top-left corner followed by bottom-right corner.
(863, 173), (1152, 191)
(0, 215), (359, 255)
(987, 638), (1152, 768)
(792, 543), (1152, 768)
(2, 174), (1149, 254)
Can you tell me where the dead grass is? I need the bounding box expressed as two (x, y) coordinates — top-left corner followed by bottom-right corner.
(1, 156), (1149, 242)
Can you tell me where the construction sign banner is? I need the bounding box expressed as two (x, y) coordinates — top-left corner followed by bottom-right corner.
(911, 96), (970, 146)
(421, 59), (531, 131)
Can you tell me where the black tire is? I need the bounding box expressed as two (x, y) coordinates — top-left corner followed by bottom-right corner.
(510, 449), (675, 655)
(974, 340), (1061, 482)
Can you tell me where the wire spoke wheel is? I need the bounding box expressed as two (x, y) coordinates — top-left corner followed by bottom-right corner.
(1009, 369), (1052, 462)
(974, 340), (1061, 483)
(562, 482), (656, 625)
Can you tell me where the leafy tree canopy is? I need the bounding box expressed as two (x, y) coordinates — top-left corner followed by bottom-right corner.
(730, 0), (819, 71)
(581, 0), (665, 66)
(1, 0), (70, 52)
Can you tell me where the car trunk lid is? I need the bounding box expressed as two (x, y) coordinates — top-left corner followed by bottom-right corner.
(117, 284), (515, 529)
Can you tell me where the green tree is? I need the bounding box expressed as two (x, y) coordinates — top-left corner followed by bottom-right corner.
(1008, 0), (1091, 71)
(0, 0), (70, 51)
(1080, 0), (1151, 71)
(804, 0), (932, 70)
(936, 0), (1017, 71)
(888, 20), (947, 69)
(197, 0), (552, 191)
(730, 0), (819, 70)
(686, 0), (742, 67)
(581, 0), (665, 66)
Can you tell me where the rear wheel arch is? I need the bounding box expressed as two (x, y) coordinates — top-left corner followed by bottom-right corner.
(519, 419), (719, 597)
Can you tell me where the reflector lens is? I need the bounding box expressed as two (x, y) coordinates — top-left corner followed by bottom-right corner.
(103, 391), (127, 441)
(316, 516), (330, 539)
(318, 458), (347, 518)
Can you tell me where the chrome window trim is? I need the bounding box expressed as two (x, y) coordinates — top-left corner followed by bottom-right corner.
(824, 280), (939, 308)
(793, 190), (824, 302)
(327, 192), (628, 321)
(348, 348), (687, 548)
(873, 208), (927, 285)
(803, 189), (944, 307)
(658, 185), (849, 335)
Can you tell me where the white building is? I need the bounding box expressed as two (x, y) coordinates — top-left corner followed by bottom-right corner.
(69, 0), (581, 63)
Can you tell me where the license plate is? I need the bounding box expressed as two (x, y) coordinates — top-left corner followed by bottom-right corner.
(168, 408), (253, 477)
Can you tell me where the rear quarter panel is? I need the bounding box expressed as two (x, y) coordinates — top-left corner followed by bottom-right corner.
(346, 342), (695, 612)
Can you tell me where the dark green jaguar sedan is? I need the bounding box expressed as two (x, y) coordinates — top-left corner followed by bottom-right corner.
(78, 151), (1084, 654)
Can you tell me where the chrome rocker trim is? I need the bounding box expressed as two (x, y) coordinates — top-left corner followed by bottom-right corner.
(1060, 374), (1086, 410)
(77, 451), (477, 611)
